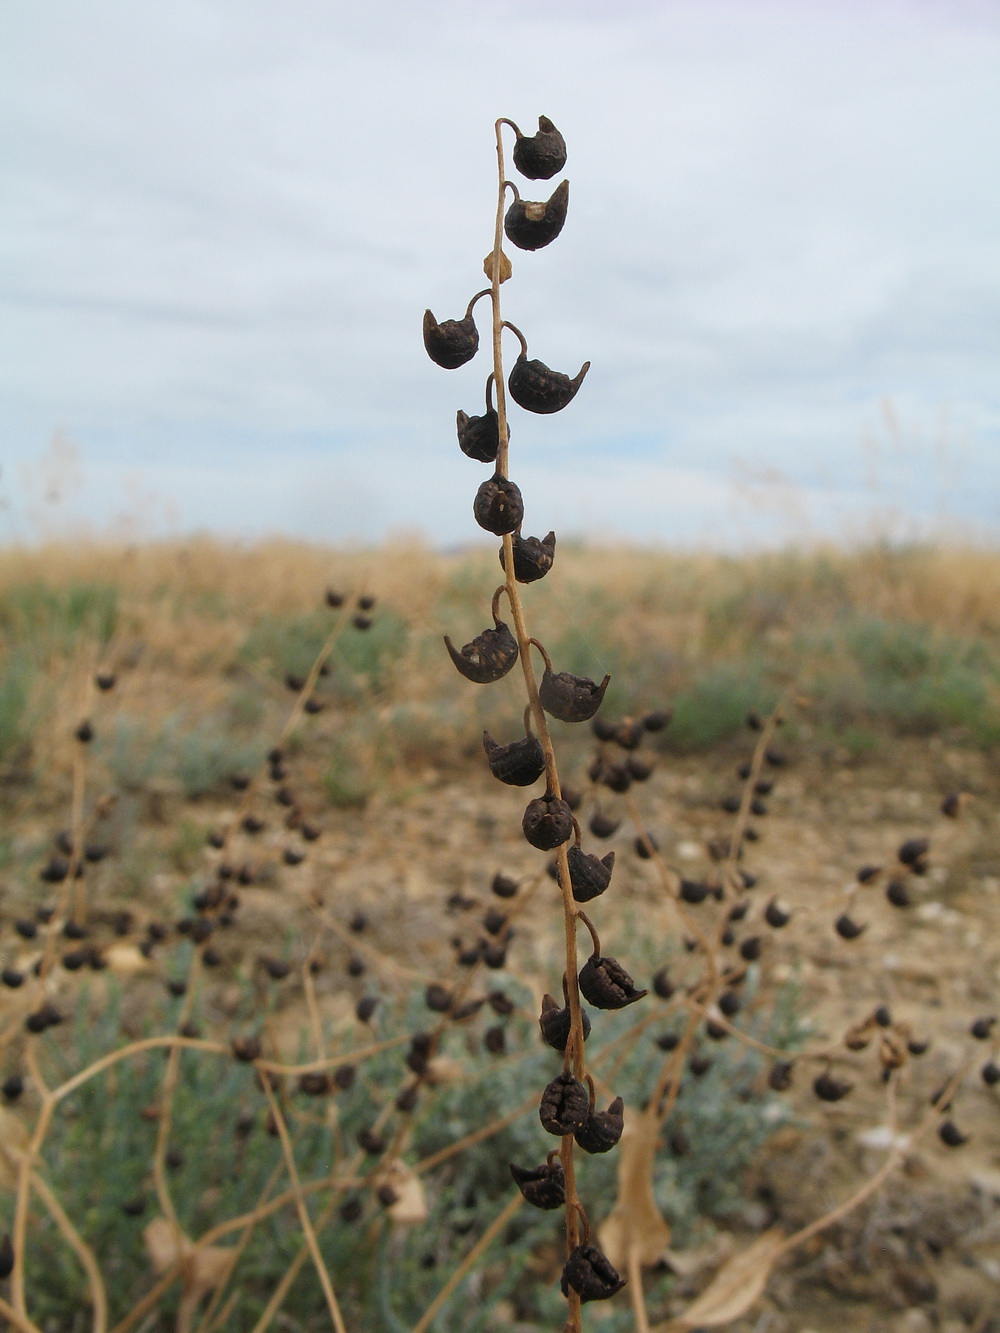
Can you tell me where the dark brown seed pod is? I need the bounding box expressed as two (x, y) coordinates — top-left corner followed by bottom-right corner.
(539, 993), (591, 1052)
(355, 996), (378, 1023)
(908, 1038), (930, 1057)
(522, 792), (574, 849)
(457, 374), (503, 463)
(2, 1075), (24, 1103)
(39, 856), (69, 884)
(565, 845), (615, 903)
(444, 612), (518, 684)
(765, 898), (791, 928)
(834, 913), (866, 941)
(510, 1155), (565, 1209)
(814, 1071), (853, 1102)
(491, 873), (519, 898)
(938, 1119), (967, 1147)
(652, 966), (674, 1000)
(538, 662), (610, 723)
(0, 1233), (14, 1279)
(484, 1025), (506, 1054)
(357, 1127), (386, 1155)
(589, 811), (620, 839)
(396, 1084), (420, 1114)
(483, 729), (545, 786)
(504, 178), (569, 251)
(898, 837), (930, 866)
(471, 476), (522, 540)
(539, 1071), (590, 1135)
(644, 709), (672, 732)
(679, 879), (709, 905)
(508, 353), (590, 414)
(333, 1064), (357, 1091)
(970, 1016), (996, 1040)
(768, 1060), (794, 1091)
(482, 907), (507, 936)
(510, 115), (567, 180)
(422, 291), (488, 369)
(575, 1095), (624, 1154)
(601, 763), (631, 794)
(719, 989), (741, 1017)
(635, 833), (658, 859)
(298, 1072), (332, 1096)
(499, 529), (556, 583)
(95, 670), (117, 690)
(75, 719), (94, 743)
(886, 880), (911, 907)
(981, 1061), (1000, 1086)
(655, 1030), (680, 1051)
(626, 756), (654, 781)
(561, 1244), (626, 1303)
(579, 954), (647, 1010)
(425, 983), (452, 1013)
(940, 792), (962, 818)
(739, 936), (762, 961)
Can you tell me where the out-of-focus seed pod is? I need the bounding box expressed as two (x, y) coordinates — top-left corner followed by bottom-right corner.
(561, 1244), (626, 1303)
(627, 756), (654, 781)
(2, 968), (24, 989)
(844, 1018), (875, 1051)
(75, 719), (94, 743)
(425, 984), (452, 1013)
(938, 1119), (967, 1147)
(0, 1234), (14, 1279)
(355, 996), (378, 1023)
(482, 907), (507, 936)
(981, 1061), (1000, 1086)
(511, 115), (567, 180)
(940, 792), (962, 818)
(539, 1071), (589, 1135)
(483, 729), (545, 786)
(333, 1064), (356, 1091)
(579, 954), (647, 1010)
(504, 179), (569, 251)
(26, 1003), (63, 1034)
(656, 1030), (679, 1051)
(298, 1072), (332, 1096)
(719, 989), (741, 1017)
(325, 589), (345, 608)
(635, 833), (658, 860)
(886, 880), (911, 907)
(575, 1095), (624, 1154)
(601, 764), (631, 794)
(970, 1016), (996, 1040)
(834, 913), (866, 941)
(484, 1025), (506, 1054)
(492, 873), (519, 898)
(510, 1155), (565, 1209)
(768, 1060), (794, 1091)
(651, 966), (673, 999)
(907, 1038), (930, 1056)
(522, 793), (574, 849)
(39, 857), (69, 884)
(482, 939), (508, 968)
(474, 474), (524, 535)
(539, 993), (591, 1051)
(396, 1084), (420, 1114)
(358, 1127), (386, 1155)
(856, 865), (881, 884)
(589, 811), (620, 839)
(898, 837), (930, 867)
(765, 898), (791, 928)
(499, 530), (556, 583)
(679, 879), (709, 904)
(445, 617), (518, 684)
(644, 709), (672, 732)
(739, 936), (762, 962)
(95, 671), (117, 690)
(814, 1071), (853, 1102)
(508, 353), (590, 414)
(423, 292), (487, 369)
(2, 1075), (24, 1102)
(121, 1196), (146, 1217)
(489, 990), (515, 1016)
(592, 716), (616, 742)
(565, 845), (615, 902)
(539, 665), (610, 723)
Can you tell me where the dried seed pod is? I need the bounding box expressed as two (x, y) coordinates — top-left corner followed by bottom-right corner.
(2, 968), (24, 989)
(898, 837), (930, 867)
(579, 954), (647, 1010)
(504, 178), (569, 250)
(981, 1061), (1000, 1086)
(768, 1060), (794, 1091)
(425, 983), (452, 1013)
(561, 1244), (626, 1303)
(652, 966), (674, 999)
(719, 989), (741, 1017)
(656, 1030), (680, 1051)
(539, 664), (610, 723)
(970, 1016), (996, 1040)
(95, 670), (116, 690)
(484, 1025), (506, 1054)
(0, 1234), (14, 1279)
(739, 936), (762, 962)
(491, 873), (518, 898)
(489, 990), (515, 1015)
(298, 1071), (332, 1096)
(2, 1075), (24, 1102)
(765, 898), (791, 928)
(483, 729), (545, 786)
(886, 880), (911, 907)
(575, 1095), (624, 1154)
(510, 1156), (565, 1209)
(473, 475), (524, 535)
(423, 292), (487, 369)
(333, 1064), (357, 1090)
(522, 792), (574, 849)
(457, 375), (503, 463)
(589, 811), (620, 839)
(499, 529), (556, 583)
(601, 763), (631, 793)
(444, 616), (518, 684)
(938, 1119), (967, 1147)
(539, 993), (591, 1052)
(539, 1071), (589, 1135)
(396, 1084), (420, 1114)
(357, 1127), (386, 1155)
(908, 1038), (930, 1057)
(482, 907), (507, 935)
(644, 709), (672, 731)
(679, 879), (709, 905)
(508, 353), (590, 414)
(75, 719), (94, 743)
(626, 756), (654, 781)
(355, 996), (378, 1023)
(565, 845), (615, 903)
(814, 1071), (853, 1102)
(834, 913), (866, 941)
(511, 115), (567, 180)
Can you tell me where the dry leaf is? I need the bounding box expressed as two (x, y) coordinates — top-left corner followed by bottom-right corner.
(0, 1107), (30, 1190)
(144, 1216), (235, 1330)
(654, 1228), (786, 1331)
(598, 1107), (671, 1270)
(482, 250), (512, 283)
(384, 1164), (428, 1225)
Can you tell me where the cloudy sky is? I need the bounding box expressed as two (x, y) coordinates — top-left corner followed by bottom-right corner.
(2, 0), (998, 548)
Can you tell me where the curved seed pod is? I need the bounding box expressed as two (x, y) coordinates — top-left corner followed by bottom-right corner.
(589, 811), (620, 839)
(444, 618), (518, 684)
(511, 115), (567, 180)
(834, 913), (866, 940)
(457, 374), (503, 463)
(938, 1119), (967, 1147)
(422, 292), (487, 369)
(575, 1096), (624, 1154)
(474, 475), (524, 534)
(504, 179), (569, 251)
(508, 354), (590, 414)
(768, 1060), (794, 1091)
(510, 1156), (565, 1209)
(522, 792), (574, 849)
(813, 1071), (853, 1102)
(579, 953), (647, 1010)
(539, 993), (592, 1052)
(765, 898), (792, 928)
(539, 666), (610, 723)
(565, 845), (615, 902)
(539, 1071), (589, 1135)
(499, 530), (556, 583)
(561, 1244), (626, 1303)
(483, 729), (546, 786)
